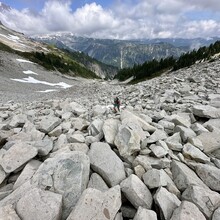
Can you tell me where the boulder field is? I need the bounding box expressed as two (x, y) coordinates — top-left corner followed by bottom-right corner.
(1, 59), (220, 219)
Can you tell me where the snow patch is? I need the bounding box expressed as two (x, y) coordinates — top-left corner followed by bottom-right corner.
(0, 33), (20, 42)
(37, 89), (57, 93)
(16, 59), (33, 63)
(10, 76), (72, 89)
(23, 70), (38, 75)
(8, 34), (20, 41)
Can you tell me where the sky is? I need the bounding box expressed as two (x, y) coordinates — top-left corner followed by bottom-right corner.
(0, 0), (220, 39)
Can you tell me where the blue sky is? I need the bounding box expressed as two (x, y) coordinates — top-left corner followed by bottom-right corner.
(1, 0), (111, 11)
(0, 0), (219, 39)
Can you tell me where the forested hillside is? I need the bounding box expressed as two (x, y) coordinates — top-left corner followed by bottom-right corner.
(115, 41), (220, 83)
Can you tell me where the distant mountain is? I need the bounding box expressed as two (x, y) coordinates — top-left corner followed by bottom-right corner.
(115, 40), (220, 83)
(0, 2), (11, 12)
(0, 23), (117, 79)
(34, 33), (190, 68)
(34, 34), (220, 69)
(132, 37), (220, 49)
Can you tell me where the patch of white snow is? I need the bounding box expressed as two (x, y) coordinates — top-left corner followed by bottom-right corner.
(37, 89), (57, 93)
(23, 70), (38, 75)
(10, 76), (72, 89)
(16, 59), (33, 63)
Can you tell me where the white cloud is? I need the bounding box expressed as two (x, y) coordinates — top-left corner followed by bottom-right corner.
(0, 0), (219, 39)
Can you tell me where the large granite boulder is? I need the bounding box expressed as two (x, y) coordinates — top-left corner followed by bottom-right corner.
(182, 185), (220, 218)
(88, 142), (126, 187)
(192, 105), (220, 119)
(16, 188), (62, 220)
(102, 118), (120, 145)
(67, 185), (121, 220)
(31, 152), (90, 219)
(171, 160), (208, 191)
(0, 142), (38, 173)
(120, 174), (153, 209)
(0, 205), (21, 220)
(154, 187), (181, 220)
(170, 201), (206, 220)
(114, 125), (141, 158)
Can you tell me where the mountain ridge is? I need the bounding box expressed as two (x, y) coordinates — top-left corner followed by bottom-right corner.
(34, 33), (220, 69)
(0, 22), (117, 79)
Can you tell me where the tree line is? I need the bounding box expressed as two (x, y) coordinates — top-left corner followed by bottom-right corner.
(115, 41), (220, 83)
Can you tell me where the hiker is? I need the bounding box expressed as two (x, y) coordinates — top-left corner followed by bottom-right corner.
(113, 97), (120, 112)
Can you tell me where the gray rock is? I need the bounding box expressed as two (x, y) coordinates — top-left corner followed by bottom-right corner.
(191, 123), (209, 135)
(33, 137), (53, 156)
(133, 207), (157, 220)
(53, 133), (67, 151)
(102, 118), (120, 145)
(88, 118), (104, 136)
(0, 165), (6, 185)
(174, 125), (196, 143)
(13, 160), (42, 190)
(68, 133), (85, 143)
(122, 119), (146, 141)
(121, 205), (136, 219)
(114, 212), (123, 220)
(69, 101), (87, 116)
(16, 188), (62, 220)
(182, 185), (220, 218)
(194, 163), (220, 191)
(37, 116), (61, 134)
(170, 201), (206, 220)
(68, 143), (89, 154)
(158, 120), (174, 134)
(72, 118), (89, 131)
(114, 125), (141, 158)
(92, 104), (107, 116)
(67, 185), (121, 220)
(188, 137), (204, 151)
(212, 207), (220, 220)
(171, 160), (208, 191)
(146, 129), (167, 144)
(134, 165), (145, 179)
(154, 187), (181, 220)
(0, 205), (21, 220)
(23, 121), (45, 141)
(197, 129), (220, 154)
(120, 110), (156, 132)
(8, 114), (27, 129)
(0, 142), (38, 173)
(0, 184), (13, 200)
(165, 132), (183, 151)
(88, 142), (126, 187)
(31, 152), (90, 219)
(133, 155), (171, 170)
(0, 181), (33, 208)
(182, 143), (210, 163)
(171, 114), (191, 128)
(143, 169), (168, 189)
(48, 125), (62, 137)
(192, 105), (220, 119)
(87, 173), (109, 192)
(149, 144), (168, 158)
(120, 174), (153, 209)
(0, 130), (13, 146)
(203, 118), (220, 130)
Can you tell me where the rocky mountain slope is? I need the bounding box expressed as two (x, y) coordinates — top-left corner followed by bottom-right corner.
(0, 45), (220, 219)
(0, 22), (117, 79)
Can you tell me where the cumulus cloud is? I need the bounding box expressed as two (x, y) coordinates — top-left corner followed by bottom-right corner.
(0, 0), (219, 39)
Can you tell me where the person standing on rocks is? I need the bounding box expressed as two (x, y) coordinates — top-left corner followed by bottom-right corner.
(113, 97), (121, 113)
